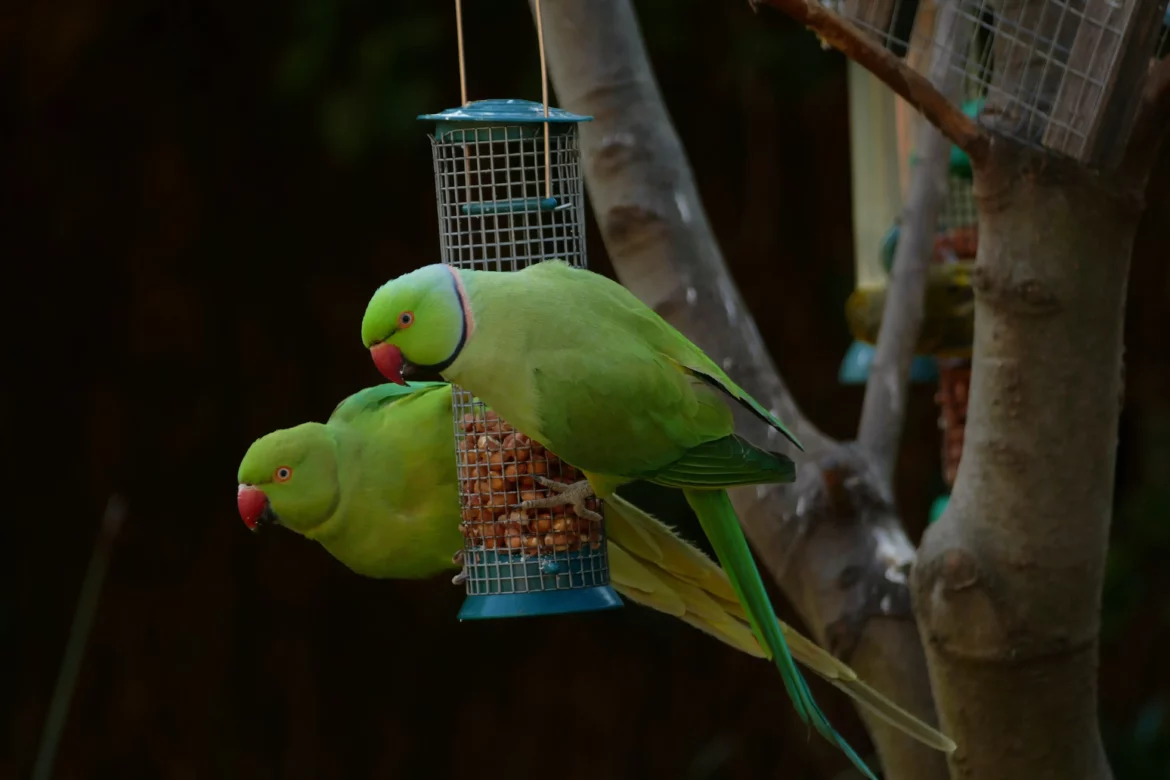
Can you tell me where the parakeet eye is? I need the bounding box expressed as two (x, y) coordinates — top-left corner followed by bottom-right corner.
(398, 311), (414, 328)
(274, 466), (293, 482)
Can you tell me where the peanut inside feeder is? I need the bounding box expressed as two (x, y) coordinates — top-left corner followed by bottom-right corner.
(457, 409), (602, 558)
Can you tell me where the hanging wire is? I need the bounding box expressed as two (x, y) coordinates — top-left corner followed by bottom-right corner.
(455, 0), (469, 106)
(534, 0), (553, 199)
(451, 0), (554, 199)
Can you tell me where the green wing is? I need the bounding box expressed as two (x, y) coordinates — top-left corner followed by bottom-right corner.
(329, 381), (449, 425)
(634, 435), (795, 489)
(522, 262), (803, 461)
(675, 362), (803, 451)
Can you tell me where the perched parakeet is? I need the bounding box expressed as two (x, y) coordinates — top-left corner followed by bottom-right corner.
(237, 381), (955, 757)
(359, 261), (955, 774)
(846, 261), (975, 359)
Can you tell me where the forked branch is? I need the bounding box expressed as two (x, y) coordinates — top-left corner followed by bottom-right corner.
(752, 0), (990, 163)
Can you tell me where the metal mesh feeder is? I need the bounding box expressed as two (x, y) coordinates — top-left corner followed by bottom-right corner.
(818, 0), (1168, 167)
(420, 98), (622, 620)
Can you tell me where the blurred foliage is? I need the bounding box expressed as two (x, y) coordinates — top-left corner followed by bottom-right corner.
(272, 0), (838, 161)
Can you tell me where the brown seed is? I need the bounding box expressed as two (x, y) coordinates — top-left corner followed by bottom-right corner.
(487, 451), (505, 468)
(552, 517), (568, 533)
(514, 447), (531, 463)
(532, 515), (552, 534)
(530, 460), (548, 477)
(550, 533), (570, 551)
(490, 476), (506, 492)
(508, 535), (523, 549)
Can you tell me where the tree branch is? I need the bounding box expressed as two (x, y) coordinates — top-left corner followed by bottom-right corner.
(533, 1), (948, 777)
(857, 0), (972, 485)
(752, 0), (990, 164)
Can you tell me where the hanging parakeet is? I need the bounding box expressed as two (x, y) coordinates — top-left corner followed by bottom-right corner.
(845, 261), (975, 359)
(237, 381), (955, 756)
(359, 261), (955, 774)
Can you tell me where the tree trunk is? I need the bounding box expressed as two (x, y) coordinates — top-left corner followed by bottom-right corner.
(911, 142), (1144, 780)
(533, 1), (950, 778)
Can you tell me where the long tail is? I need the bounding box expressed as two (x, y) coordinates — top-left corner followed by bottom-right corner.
(681, 488), (875, 779)
(604, 494), (956, 755)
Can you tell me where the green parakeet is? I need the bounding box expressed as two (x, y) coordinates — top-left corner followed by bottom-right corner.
(846, 261), (975, 359)
(358, 261), (955, 774)
(237, 381), (955, 758)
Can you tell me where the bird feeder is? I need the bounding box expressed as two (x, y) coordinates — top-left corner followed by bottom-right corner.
(420, 97), (621, 621)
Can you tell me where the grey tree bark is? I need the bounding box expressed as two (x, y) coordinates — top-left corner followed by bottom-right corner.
(745, 2), (1170, 780)
(532, 1), (951, 778)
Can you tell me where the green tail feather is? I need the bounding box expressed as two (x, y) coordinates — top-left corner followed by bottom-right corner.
(683, 488), (876, 780)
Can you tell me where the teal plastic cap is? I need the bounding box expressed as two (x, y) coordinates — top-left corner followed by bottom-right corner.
(458, 587), (623, 621)
(838, 340), (939, 385)
(419, 98), (592, 125)
(929, 493), (950, 524)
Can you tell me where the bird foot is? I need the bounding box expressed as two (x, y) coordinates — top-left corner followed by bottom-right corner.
(452, 549), (468, 585)
(519, 477), (603, 524)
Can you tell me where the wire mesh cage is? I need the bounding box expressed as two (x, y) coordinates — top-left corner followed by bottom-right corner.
(821, 0), (1170, 165)
(419, 98), (622, 620)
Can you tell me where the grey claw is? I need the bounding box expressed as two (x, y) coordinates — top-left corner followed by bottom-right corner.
(452, 569), (468, 586)
(533, 475), (568, 492)
(452, 549), (464, 565)
(575, 505), (603, 524)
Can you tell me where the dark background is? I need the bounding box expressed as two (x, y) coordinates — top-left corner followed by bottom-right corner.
(5, 1), (1169, 778)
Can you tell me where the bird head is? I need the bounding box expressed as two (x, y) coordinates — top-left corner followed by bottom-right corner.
(361, 264), (470, 385)
(236, 423), (340, 537)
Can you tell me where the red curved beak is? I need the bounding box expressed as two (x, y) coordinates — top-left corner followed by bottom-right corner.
(370, 342), (407, 385)
(237, 484), (269, 532)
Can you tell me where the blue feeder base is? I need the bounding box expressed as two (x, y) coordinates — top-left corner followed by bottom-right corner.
(839, 340), (939, 385)
(458, 586), (623, 621)
(456, 546), (624, 621)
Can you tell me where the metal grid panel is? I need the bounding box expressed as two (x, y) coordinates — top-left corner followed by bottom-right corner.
(431, 123), (610, 596)
(939, 174), (978, 231)
(822, 0), (1166, 162)
(454, 410), (609, 595)
(432, 126), (586, 271)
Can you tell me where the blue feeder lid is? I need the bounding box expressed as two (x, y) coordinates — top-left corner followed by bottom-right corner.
(418, 98), (592, 125)
(928, 493), (950, 524)
(838, 340), (939, 385)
